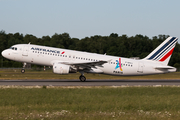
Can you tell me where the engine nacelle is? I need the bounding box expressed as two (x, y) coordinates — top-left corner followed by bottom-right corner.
(53, 63), (70, 74)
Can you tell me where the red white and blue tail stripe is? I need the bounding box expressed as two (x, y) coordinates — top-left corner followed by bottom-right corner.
(144, 37), (178, 65)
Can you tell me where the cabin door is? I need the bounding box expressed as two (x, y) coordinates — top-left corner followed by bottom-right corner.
(138, 62), (144, 73)
(22, 45), (29, 56)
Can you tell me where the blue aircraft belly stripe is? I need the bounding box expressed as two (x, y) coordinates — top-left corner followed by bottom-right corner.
(148, 37), (176, 60)
(153, 39), (177, 60)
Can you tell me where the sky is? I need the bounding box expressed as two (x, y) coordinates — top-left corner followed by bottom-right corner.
(0, 0), (180, 42)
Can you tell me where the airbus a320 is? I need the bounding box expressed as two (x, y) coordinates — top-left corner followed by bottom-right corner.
(1, 37), (178, 81)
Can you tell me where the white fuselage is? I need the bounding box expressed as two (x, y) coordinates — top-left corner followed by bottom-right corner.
(2, 44), (175, 76)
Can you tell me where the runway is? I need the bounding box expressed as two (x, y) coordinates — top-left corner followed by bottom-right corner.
(1, 79), (180, 86)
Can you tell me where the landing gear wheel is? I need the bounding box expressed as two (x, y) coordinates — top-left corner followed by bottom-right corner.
(21, 69), (25, 73)
(79, 75), (86, 82)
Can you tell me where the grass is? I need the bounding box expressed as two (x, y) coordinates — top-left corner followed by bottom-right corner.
(0, 87), (180, 119)
(0, 69), (180, 119)
(0, 69), (180, 80)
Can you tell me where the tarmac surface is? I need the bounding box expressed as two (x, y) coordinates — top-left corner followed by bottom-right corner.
(1, 79), (180, 86)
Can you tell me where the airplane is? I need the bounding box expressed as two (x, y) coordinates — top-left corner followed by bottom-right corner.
(1, 37), (178, 82)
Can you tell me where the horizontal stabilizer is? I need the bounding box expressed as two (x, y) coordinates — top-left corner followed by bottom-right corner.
(155, 66), (175, 69)
(155, 66), (177, 72)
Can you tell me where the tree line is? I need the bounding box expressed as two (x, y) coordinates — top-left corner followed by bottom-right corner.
(0, 30), (180, 70)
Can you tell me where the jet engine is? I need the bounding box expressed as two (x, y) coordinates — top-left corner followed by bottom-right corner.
(53, 63), (76, 74)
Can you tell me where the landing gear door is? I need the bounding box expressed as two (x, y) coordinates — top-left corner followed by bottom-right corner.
(138, 62), (144, 73)
(22, 45), (29, 56)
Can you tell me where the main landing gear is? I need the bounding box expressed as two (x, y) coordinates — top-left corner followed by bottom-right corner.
(79, 71), (86, 82)
(79, 75), (86, 82)
(21, 62), (26, 73)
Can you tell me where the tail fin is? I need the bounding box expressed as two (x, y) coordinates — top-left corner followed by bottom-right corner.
(144, 37), (178, 65)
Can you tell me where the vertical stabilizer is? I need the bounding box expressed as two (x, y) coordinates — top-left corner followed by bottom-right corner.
(144, 37), (178, 65)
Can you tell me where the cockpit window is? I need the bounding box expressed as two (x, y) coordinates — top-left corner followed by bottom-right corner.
(9, 47), (17, 50)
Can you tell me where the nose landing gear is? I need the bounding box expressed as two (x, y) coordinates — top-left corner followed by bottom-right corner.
(21, 62), (26, 73)
(21, 69), (25, 73)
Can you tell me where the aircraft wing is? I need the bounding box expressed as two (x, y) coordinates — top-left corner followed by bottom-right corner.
(51, 60), (108, 69)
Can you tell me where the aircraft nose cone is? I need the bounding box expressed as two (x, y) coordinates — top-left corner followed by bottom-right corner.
(1, 50), (6, 57)
(1, 50), (9, 58)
